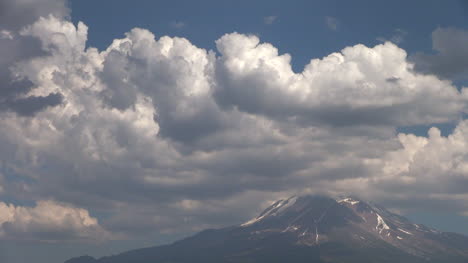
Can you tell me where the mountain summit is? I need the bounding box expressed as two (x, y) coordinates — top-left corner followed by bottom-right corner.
(66, 195), (468, 263)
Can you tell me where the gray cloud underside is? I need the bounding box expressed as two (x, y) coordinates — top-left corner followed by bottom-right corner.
(411, 27), (468, 81)
(0, 0), (68, 116)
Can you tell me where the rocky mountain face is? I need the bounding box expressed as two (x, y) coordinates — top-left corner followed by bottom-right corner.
(66, 195), (468, 263)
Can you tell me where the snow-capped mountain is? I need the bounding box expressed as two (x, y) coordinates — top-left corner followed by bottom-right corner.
(239, 195), (468, 260)
(66, 195), (468, 263)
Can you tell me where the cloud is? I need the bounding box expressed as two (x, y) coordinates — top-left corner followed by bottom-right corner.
(0, 0), (70, 116)
(0, 0), (69, 32)
(170, 21), (185, 29)
(325, 16), (339, 31)
(214, 33), (466, 127)
(357, 120), (468, 214)
(0, 30), (13, 40)
(5, 92), (63, 116)
(99, 28), (223, 144)
(411, 27), (468, 81)
(263, 16), (277, 25)
(377, 28), (408, 44)
(0, 200), (110, 242)
(0, 33), (62, 116)
(1, 5), (468, 241)
(381, 121), (468, 194)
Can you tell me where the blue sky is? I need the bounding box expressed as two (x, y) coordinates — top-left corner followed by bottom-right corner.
(1, 1), (468, 263)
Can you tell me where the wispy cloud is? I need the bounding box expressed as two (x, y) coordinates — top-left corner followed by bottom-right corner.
(263, 16), (277, 25)
(325, 16), (339, 31)
(170, 21), (185, 29)
(377, 28), (408, 44)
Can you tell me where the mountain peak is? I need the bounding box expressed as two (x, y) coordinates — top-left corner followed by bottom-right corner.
(238, 194), (468, 258)
(337, 196), (361, 205)
(241, 194), (363, 228)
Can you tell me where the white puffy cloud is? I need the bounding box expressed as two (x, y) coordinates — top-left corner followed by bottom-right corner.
(215, 33), (467, 126)
(305, 120), (468, 215)
(0, 200), (110, 242)
(382, 121), (468, 194)
(20, 15), (88, 56)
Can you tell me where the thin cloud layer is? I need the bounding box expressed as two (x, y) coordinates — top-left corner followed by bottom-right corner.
(1, 1), (468, 242)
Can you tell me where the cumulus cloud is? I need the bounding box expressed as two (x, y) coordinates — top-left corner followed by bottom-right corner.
(381, 121), (468, 195)
(0, 200), (110, 242)
(0, 0), (69, 116)
(411, 27), (468, 80)
(0, 32), (64, 116)
(215, 33), (466, 126)
(100, 28), (224, 144)
(2, 1), (468, 241)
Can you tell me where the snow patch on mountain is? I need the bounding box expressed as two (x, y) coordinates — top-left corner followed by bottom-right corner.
(376, 214), (390, 234)
(241, 214), (267, 227)
(398, 228), (413, 235)
(338, 198), (360, 205)
(276, 196), (298, 214)
(282, 225), (300, 232)
(241, 196), (298, 227)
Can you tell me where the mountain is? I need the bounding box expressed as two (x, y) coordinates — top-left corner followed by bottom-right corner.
(66, 195), (468, 263)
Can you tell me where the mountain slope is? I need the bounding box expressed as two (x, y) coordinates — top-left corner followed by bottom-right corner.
(66, 195), (468, 263)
